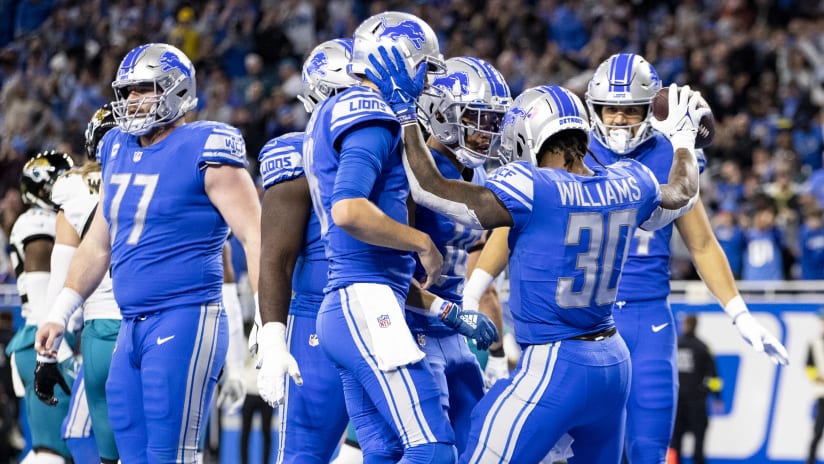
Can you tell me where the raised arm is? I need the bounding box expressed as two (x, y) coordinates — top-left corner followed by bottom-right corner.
(650, 84), (704, 211)
(677, 201), (789, 365)
(365, 45), (512, 230)
(401, 122), (513, 230)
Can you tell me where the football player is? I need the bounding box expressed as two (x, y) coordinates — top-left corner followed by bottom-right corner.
(255, 38), (358, 464)
(6, 151), (75, 463)
(370, 38), (707, 461)
(35, 43), (261, 462)
(585, 53), (788, 463)
(407, 55), (510, 452)
(34, 104), (121, 463)
(301, 11), (495, 464)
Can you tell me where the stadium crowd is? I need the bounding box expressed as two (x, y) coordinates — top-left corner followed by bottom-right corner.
(0, 0), (820, 461)
(0, 0), (823, 283)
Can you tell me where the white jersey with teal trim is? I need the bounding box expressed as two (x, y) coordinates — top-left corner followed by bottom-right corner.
(9, 208), (56, 322)
(52, 173), (120, 321)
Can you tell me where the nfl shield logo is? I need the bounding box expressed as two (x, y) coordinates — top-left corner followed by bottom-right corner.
(377, 314), (391, 328)
(417, 333), (426, 347)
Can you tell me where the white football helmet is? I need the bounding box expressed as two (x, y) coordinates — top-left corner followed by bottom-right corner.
(585, 53), (661, 154)
(348, 11), (445, 80)
(417, 57), (511, 168)
(298, 39), (361, 113)
(111, 43), (198, 135)
(499, 86), (590, 165)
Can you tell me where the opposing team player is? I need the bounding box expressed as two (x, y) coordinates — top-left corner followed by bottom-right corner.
(35, 43), (261, 462)
(301, 12), (495, 463)
(35, 104), (121, 463)
(6, 151), (75, 463)
(255, 38), (358, 464)
(368, 39), (706, 462)
(585, 53), (788, 463)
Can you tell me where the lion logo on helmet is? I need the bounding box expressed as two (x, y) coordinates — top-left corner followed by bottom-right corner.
(377, 16), (426, 50)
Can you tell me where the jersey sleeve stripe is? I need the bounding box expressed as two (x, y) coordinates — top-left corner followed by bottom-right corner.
(489, 181), (533, 211)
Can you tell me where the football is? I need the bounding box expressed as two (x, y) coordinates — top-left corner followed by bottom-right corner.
(651, 86), (715, 148)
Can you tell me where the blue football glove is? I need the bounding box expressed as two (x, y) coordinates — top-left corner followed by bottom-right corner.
(365, 45), (426, 125)
(438, 300), (499, 351)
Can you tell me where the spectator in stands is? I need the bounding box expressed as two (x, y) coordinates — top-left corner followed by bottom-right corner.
(713, 209), (745, 279)
(743, 199), (786, 280)
(799, 208), (824, 280)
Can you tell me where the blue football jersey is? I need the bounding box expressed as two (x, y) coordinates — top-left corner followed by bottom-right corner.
(98, 121), (247, 316)
(258, 132), (327, 314)
(408, 148), (484, 335)
(486, 160), (661, 344)
(800, 225), (824, 280)
(302, 86), (414, 296)
(742, 227), (784, 280)
(587, 133), (706, 302)
(715, 223), (744, 278)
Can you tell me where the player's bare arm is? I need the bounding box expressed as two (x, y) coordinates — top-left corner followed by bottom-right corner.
(62, 187), (111, 298)
(205, 164), (261, 294)
(402, 122), (512, 229)
(259, 177), (311, 326)
(675, 201), (739, 305)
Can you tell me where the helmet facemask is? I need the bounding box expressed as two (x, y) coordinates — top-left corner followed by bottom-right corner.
(417, 57), (511, 168)
(585, 53), (661, 155)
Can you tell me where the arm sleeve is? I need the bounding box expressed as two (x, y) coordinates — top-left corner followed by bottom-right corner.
(46, 243), (77, 310)
(331, 122), (396, 203)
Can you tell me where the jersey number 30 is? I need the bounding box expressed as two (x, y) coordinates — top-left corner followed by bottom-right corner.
(557, 210), (637, 308)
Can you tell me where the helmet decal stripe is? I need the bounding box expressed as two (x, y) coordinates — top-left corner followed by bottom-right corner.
(547, 86), (574, 119)
(472, 58), (508, 97)
(117, 44), (150, 80)
(608, 53), (634, 93)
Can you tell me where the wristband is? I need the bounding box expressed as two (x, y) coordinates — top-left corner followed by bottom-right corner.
(428, 296), (450, 318)
(489, 346), (505, 357)
(463, 269), (495, 306)
(723, 295), (748, 323)
(45, 288), (85, 329)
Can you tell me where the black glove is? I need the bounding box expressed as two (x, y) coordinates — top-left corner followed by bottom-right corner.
(34, 356), (71, 406)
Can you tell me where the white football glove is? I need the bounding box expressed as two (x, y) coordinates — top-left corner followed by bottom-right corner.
(650, 83), (711, 151)
(216, 374), (246, 414)
(734, 312), (789, 365)
(257, 322), (302, 407)
(484, 353), (509, 389)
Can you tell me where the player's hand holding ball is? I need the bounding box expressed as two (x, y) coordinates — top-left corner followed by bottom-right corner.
(650, 83), (714, 150)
